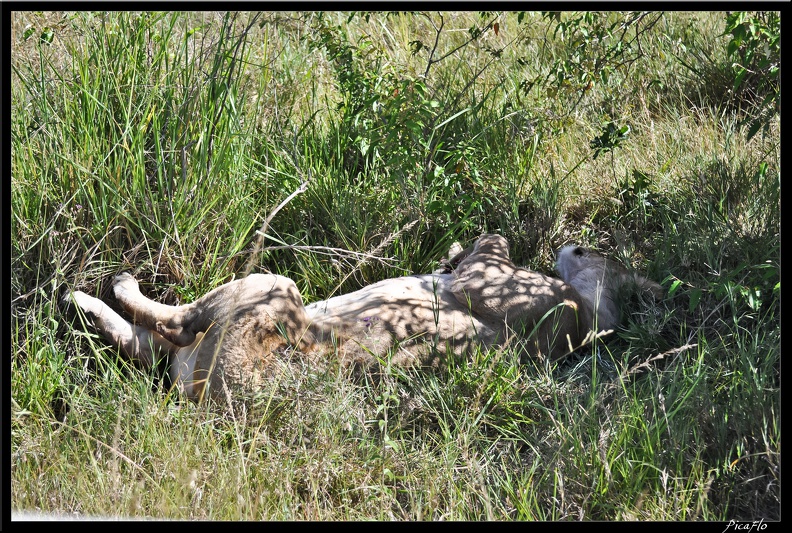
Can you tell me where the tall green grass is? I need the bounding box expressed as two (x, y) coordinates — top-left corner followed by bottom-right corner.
(11, 11), (779, 520)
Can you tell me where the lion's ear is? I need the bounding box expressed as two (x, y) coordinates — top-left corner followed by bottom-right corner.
(447, 242), (463, 260)
(447, 244), (474, 269)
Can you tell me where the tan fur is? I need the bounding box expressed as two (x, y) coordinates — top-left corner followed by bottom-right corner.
(555, 245), (663, 331)
(65, 234), (661, 402)
(451, 235), (594, 361)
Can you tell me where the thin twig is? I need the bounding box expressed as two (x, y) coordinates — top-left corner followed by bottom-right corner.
(319, 219), (420, 301)
(620, 343), (698, 379)
(244, 180), (309, 276)
(422, 13), (444, 78)
(257, 244), (401, 267)
(423, 13), (501, 79)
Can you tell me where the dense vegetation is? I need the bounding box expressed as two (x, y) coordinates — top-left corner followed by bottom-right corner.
(11, 11), (779, 520)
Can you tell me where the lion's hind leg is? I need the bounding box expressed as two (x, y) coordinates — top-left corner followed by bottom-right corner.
(111, 272), (200, 347)
(64, 290), (177, 369)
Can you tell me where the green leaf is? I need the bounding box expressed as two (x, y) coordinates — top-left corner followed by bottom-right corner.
(747, 288), (761, 311)
(186, 25), (204, 38)
(688, 288), (703, 313)
(404, 119), (423, 132)
(668, 279), (683, 297)
(40, 27), (54, 45)
(427, 200), (445, 214)
(434, 108), (470, 130)
(732, 67), (748, 92)
(727, 39), (740, 58)
(746, 119), (762, 142)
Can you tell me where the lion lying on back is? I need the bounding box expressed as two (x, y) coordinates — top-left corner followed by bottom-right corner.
(65, 234), (662, 402)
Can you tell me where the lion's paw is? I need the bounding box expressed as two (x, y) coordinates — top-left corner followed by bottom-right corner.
(113, 272), (139, 299)
(62, 290), (102, 319)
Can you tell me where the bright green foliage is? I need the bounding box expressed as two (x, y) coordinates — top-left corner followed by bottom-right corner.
(723, 11), (780, 140)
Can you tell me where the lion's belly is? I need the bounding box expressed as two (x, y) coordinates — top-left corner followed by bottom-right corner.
(305, 274), (501, 356)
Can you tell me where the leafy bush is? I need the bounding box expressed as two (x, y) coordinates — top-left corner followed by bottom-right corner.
(723, 11), (780, 139)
